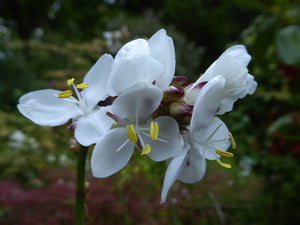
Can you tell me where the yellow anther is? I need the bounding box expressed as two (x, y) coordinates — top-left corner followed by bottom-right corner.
(58, 90), (73, 98)
(150, 121), (159, 141)
(229, 132), (236, 149)
(216, 148), (234, 158)
(76, 83), (89, 89)
(126, 124), (137, 144)
(216, 159), (231, 169)
(141, 144), (151, 155)
(67, 78), (75, 86)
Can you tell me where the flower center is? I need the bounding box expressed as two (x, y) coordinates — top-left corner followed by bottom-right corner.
(58, 78), (89, 114)
(125, 121), (160, 156)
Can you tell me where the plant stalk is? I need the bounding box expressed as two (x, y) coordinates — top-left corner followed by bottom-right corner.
(74, 146), (88, 225)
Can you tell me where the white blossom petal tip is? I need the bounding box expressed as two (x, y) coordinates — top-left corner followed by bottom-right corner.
(91, 127), (134, 178)
(74, 107), (114, 146)
(17, 89), (82, 126)
(83, 54), (114, 109)
(190, 75), (225, 131)
(221, 45), (251, 66)
(148, 29), (176, 90)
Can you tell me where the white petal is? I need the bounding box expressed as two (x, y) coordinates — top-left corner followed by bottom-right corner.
(17, 89), (82, 126)
(239, 73), (257, 98)
(148, 29), (176, 90)
(212, 55), (256, 114)
(178, 149), (206, 183)
(183, 82), (206, 105)
(218, 98), (235, 115)
(74, 107), (114, 146)
(106, 56), (163, 96)
(191, 117), (231, 160)
(161, 151), (187, 203)
(220, 45), (251, 66)
(183, 61), (221, 104)
(114, 39), (151, 62)
(110, 83), (162, 122)
(91, 127), (134, 178)
(190, 76), (225, 132)
(202, 46), (251, 82)
(212, 54), (248, 90)
(83, 54), (114, 110)
(185, 45), (253, 105)
(146, 116), (184, 161)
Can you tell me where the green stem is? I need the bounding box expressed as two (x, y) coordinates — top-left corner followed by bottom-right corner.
(74, 146), (89, 225)
(169, 196), (181, 225)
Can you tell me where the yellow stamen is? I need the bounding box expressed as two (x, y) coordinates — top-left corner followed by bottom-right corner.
(216, 148), (234, 158)
(150, 121), (159, 141)
(58, 90), (73, 98)
(229, 132), (236, 149)
(216, 159), (231, 169)
(141, 144), (151, 155)
(67, 78), (75, 86)
(76, 83), (89, 89)
(126, 124), (137, 144)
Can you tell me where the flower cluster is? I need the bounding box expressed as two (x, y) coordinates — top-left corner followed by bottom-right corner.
(17, 29), (257, 203)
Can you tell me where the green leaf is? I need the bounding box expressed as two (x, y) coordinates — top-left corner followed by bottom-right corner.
(275, 25), (300, 66)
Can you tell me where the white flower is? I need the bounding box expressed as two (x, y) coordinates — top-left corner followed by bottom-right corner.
(106, 29), (176, 96)
(17, 54), (114, 146)
(161, 76), (233, 203)
(91, 83), (184, 178)
(184, 45), (257, 114)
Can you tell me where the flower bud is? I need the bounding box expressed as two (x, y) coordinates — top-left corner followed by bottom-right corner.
(171, 76), (188, 86)
(162, 85), (185, 103)
(183, 81), (207, 105)
(68, 122), (76, 131)
(169, 102), (192, 125)
(152, 103), (169, 119)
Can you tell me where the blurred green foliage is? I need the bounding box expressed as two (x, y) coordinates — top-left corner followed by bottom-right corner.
(276, 25), (300, 66)
(0, 0), (299, 224)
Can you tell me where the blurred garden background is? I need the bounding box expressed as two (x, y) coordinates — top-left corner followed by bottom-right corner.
(0, 0), (300, 224)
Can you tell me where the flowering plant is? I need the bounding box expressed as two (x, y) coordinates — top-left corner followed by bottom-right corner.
(17, 29), (257, 224)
